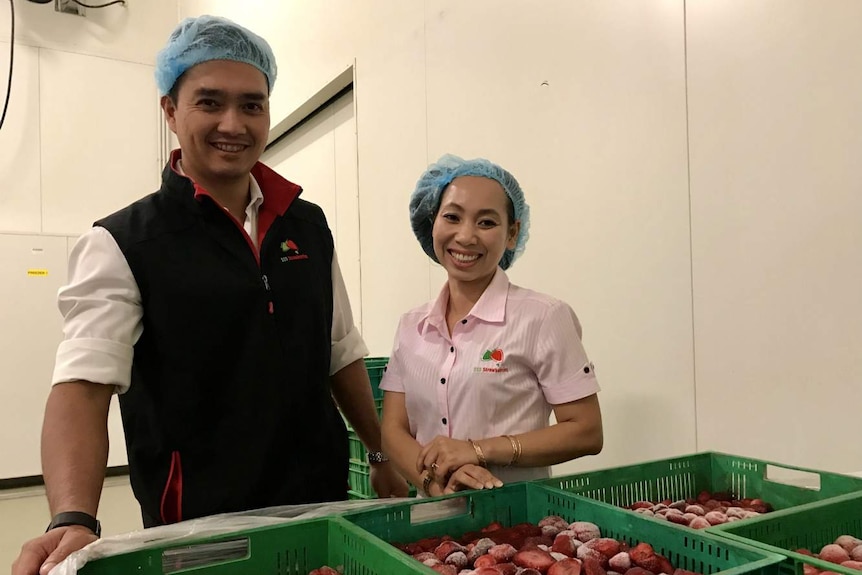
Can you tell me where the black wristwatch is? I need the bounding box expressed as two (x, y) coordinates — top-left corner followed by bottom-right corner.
(46, 511), (101, 537)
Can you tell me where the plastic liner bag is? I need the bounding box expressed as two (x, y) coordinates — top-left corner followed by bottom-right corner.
(50, 497), (412, 575)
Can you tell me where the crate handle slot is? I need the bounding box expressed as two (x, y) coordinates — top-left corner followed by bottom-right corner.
(763, 464), (821, 491)
(410, 496), (469, 525)
(161, 537), (249, 573)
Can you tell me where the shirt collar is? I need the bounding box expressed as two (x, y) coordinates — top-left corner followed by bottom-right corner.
(418, 267), (510, 335)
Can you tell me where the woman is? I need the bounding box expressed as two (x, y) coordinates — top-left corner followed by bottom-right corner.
(380, 154), (603, 497)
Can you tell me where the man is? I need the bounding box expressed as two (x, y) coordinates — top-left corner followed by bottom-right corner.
(12, 15), (407, 575)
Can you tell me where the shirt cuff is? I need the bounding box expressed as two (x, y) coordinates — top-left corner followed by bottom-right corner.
(330, 325), (369, 375)
(541, 365), (601, 405)
(52, 338), (133, 394)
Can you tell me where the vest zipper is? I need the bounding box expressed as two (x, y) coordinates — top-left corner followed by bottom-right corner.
(262, 274), (274, 314)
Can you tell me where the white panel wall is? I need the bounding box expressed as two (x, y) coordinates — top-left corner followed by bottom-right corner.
(0, 234), (67, 478)
(687, 0), (862, 473)
(0, 43), (41, 233)
(39, 50), (161, 235)
(5, 0), (177, 65)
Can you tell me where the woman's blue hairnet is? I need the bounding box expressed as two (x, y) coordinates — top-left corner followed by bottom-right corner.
(410, 154), (531, 270)
(155, 15), (277, 97)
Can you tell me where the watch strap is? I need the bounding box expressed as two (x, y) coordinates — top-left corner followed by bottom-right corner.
(47, 511), (101, 537)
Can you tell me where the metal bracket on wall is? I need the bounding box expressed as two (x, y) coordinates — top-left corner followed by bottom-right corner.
(55, 0), (84, 17)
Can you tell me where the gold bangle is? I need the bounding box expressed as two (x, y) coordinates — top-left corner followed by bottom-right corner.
(422, 471), (433, 497)
(504, 435), (519, 467)
(468, 439), (487, 467)
(513, 435), (522, 465)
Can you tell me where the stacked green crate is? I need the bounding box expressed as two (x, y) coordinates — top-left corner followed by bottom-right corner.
(345, 357), (388, 499)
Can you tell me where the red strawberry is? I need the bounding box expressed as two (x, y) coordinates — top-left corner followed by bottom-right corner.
(494, 564), (519, 575)
(412, 552), (438, 564)
(584, 558), (608, 575)
(435, 541), (465, 561)
(483, 521), (505, 533)
(491, 348), (504, 362)
(552, 534), (581, 557)
(488, 544), (517, 563)
(474, 570), (503, 575)
(657, 555), (674, 574)
(549, 558), (584, 575)
(513, 549), (556, 573)
(609, 553), (631, 572)
(445, 551), (468, 569)
(625, 568), (655, 575)
(475, 555), (498, 569)
(696, 491), (711, 504)
(630, 543), (662, 573)
(586, 538), (622, 559)
(431, 565), (457, 575)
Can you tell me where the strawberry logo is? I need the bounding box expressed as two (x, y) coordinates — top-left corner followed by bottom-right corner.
(280, 239), (300, 253)
(482, 348), (504, 362)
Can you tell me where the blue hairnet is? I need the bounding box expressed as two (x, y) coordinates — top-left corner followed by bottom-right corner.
(410, 154), (531, 270)
(155, 15), (277, 97)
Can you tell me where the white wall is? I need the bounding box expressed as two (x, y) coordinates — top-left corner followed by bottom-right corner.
(3, 0), (861, 480)
(0, 0), (178, 478)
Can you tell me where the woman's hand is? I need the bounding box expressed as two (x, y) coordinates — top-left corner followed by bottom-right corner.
(443, 464), (503, 494)
(416, 436), (480, 481)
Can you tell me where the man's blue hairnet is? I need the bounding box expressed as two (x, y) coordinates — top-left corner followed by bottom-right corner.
(410, 154), (531, 270)
(155, 15), (277, 97)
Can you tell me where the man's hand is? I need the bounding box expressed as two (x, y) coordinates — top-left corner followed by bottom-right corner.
(370, 462), (410, 498)
(12, 526), (98, 575)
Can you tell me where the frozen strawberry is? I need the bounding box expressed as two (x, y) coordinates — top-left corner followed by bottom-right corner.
(569, 522), (602, 543)
(688, 517), (711, 529)
(553, 534), (582, 557)
(802, 565), (819, 575)
(446, 552), (468, 569)
(748, 499), (771, 514)
(851, 546), (862, 561)
(431, 565), (458, 575)
(520, 570), (543, 575)
(633, 509), (654, 517)
(630, 501), (653, 510)
(840, 561), (862, 570)
(483, 521), (505, 533)
(652, 504), (669, 513)
(630, 543), (662, 573)
(493, 564), (519, 575)
(552, 552), (571, 561)
(436, 541), (467, 561)
(583, 557), (608, 575)
(609, 552), (631, 572)
(657, 555), (674, 575)
(669, 500), (688, 511)
(488, 544), (517, 563)
(578, 546), (607, 565)
(468, 538), (497, 562)
(543, 525), (563, 538)
(795, 549), (815, 557)
(414, 552), (438, 562)
(684, 505), (705, 516)
(523, 536), (555, 550)
(836, 537), (862, 553)
(704, 511), (727, 526)
(308, 567), (340, 575)
(474, 569), (503, 575)
(666, 513), (689, 526)
(820, 545), (851, 564)
(539, 545), (551, 553)
(625, 568), (655, 575)
(421, 558), (442, 567)
(586, 538), (622, 559)
(540, 515), (569, 528)
(513, 549), (556, 573)
(549, 559), (583, 575)
(419, 537), (444, 552)
(697, 491), (711, 504)
(725, 507), (746, 519)
(474, 555), (498, 568)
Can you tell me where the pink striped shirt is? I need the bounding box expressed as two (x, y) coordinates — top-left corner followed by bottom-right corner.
(380, 267), (600, 483)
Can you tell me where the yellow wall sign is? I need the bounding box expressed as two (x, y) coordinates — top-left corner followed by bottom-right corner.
(27, 269), (49, 277)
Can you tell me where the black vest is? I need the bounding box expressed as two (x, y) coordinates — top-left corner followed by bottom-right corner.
(97, 161), (349, 525)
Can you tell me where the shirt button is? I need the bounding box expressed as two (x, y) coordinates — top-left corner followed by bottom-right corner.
(450, 346), (454, 353)
(461, 319), (467, 324)
(584, 366), (590, 373)
(440, 378), (446, 384)
(442, 418), (447, 424)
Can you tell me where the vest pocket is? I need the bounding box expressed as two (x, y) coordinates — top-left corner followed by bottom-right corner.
(159, 450), (183, 524)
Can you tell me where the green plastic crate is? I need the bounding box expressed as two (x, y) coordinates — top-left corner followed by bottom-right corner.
(714, 491), (862, 575)
(349, 459), (372, 497)
(345, 482), (785, 575)
(78, 516), (427, 575)
(539, 452), (862, 529)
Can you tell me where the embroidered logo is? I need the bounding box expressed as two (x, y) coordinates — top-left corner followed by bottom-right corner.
(475, 348), (509, 373)
(279, 239), (309, 262)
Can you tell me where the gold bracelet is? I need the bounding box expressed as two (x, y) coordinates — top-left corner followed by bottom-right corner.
(504, 435), (519, 466)
(513, 435), (522, 465)
(422, 471), (433, 497)
(468, 439), (487, 467)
